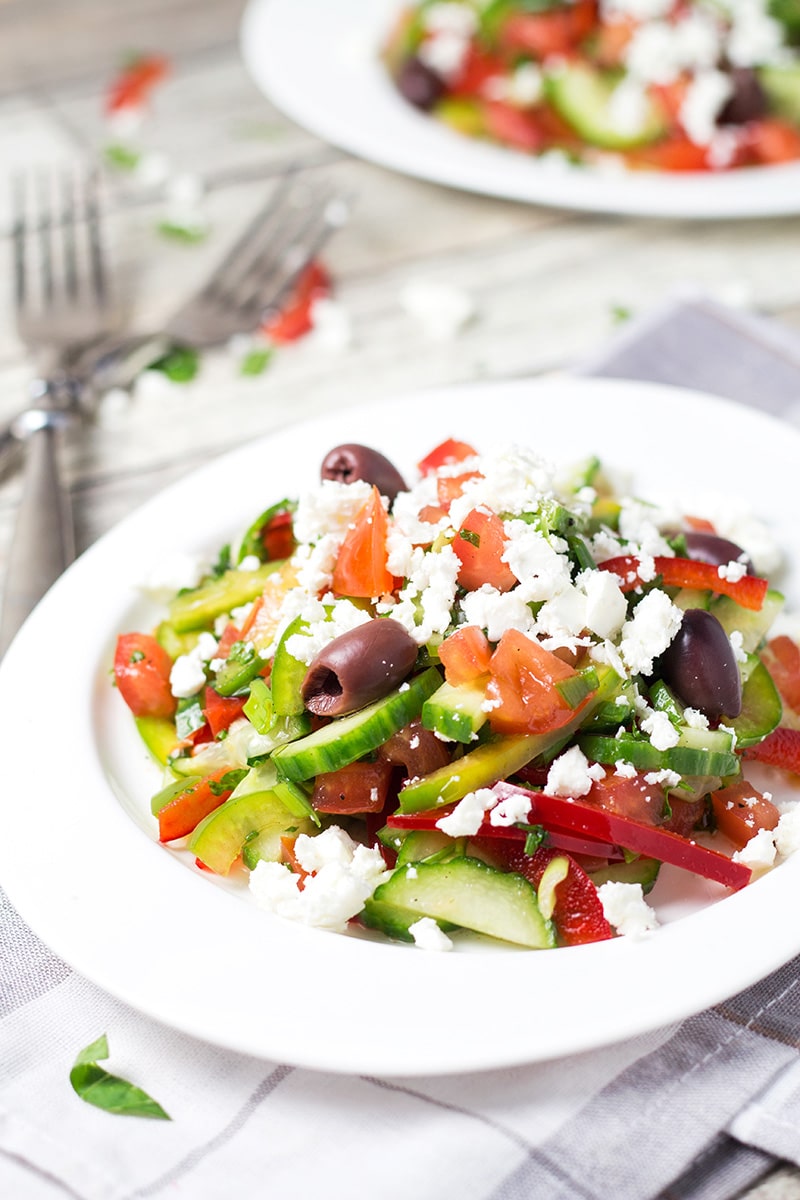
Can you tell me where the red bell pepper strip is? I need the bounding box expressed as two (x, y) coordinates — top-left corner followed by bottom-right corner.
(598, 555), (768, 611)
(158, 769), (239, 843)
(743, 726), (800, 775)
(386, 810), (624, 862)
(106, 54), (170, 115)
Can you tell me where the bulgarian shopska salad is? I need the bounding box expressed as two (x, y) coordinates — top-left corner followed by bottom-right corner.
(113, 436), (800, 952)
(383, 0), (800, 172)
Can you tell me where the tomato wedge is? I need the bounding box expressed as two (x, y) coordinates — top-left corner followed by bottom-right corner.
(710, 780), (780, 850)
(439, 624), (493, 685)
(114, 632), (176, 719)
(332, 486), (397, 598)
(417, 438), (478, 476)
(743, 726), (800, 775)
(453, 507), (517, 592)
(486, 629), (587, 735)
(312, 760), (394, 814)
(598, 555), (768, 611)
(761, 636), (800, 713)
(204, 687), (247, 738)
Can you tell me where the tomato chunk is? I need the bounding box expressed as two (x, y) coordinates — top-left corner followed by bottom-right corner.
(486, 629), (583, 735)
(203, 687), (247, 738)
(417, 438), (478, 476)
(711, 780), (780, 850)
(453, 507), (516, 592)
(439, 625), (493, 685)
(332, 486), (397, 598)
(744, 726), (800, 776)
(261, 260), (331, 344)
(761, 636), (800, 714)
(312, 760), (394, 814)
(114, 632), (176, 719)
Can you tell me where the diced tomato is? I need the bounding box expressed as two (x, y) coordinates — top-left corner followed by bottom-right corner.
(710, 779), (780, 850)
(157, 768), (239, 842)
(453, 507), (517, 592)
(485, 629), (585, 735)
(744, 726), (800, 776)
(439, 625), (493, 685)
(106, 53), (170, 114)
(592, 14), (636, 67)
(378, 718), (452, 778)
(480, 101), (544, 152)
(449, 44), (505, 97)
(598, 554), (769, 610)
(761, 636), (800, 713)
(203, 687), (247, 738)
(496, 843), (613, 945)
(417, 438), (478, 476)
(684, 515), (717, 533)
(629, 135), (710, 173)
(436, 469), (481, 510)
(261, 260), (331, 344)
(312, 760), (394, 814)
(332, 486), (397, 598)
(113, 632), (176, 719)
(215, 622), (242, 658)
(416, 503), (449, 528)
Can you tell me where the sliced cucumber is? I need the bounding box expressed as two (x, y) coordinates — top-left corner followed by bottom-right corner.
(360, 898), (458, 943)
(367, 856), (555, 949)
(188, 782), (314, 875)
(135, 715), (180, 766)
(272, 667), (442, 782)
(729, 654), (782, 748)
(579, 726), (739, 777)
(671, 588), (710, 613)
(544, 63), (667, 151)
(395, 829), (457, 866)
(710, 588), (784, 654)
(422, 677), (489, 744)
(589, 856), (661, 894)
(213, 640), (265, 697)
(270, 615), (308, 717)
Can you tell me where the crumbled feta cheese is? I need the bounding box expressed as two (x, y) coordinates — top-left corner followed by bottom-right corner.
(619, 589), (683, 676)
(545, 746), (605, 798)
(718, 559), (748, 583)
(169, 631), (219, 698)
(238, 554), (261, 572)
(489, 789), (532, 827)
(598, 882), (659, 938)
(641, 708), (680, 752)
(732, 827), (777, 872)
(249, 826), (390, 932)
(615, 760), (638, 778)
(679, 70), (733, 146)
(436, 788), (496, 836)
(408, 917), (454, 952)
(775, 808), (800, 858)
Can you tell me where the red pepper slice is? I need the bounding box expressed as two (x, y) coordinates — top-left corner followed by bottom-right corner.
(743, 726), (800, 775)
(598, 555), (768, 611)
(386, 811), (624, 861)
(158, 769), (239, 843)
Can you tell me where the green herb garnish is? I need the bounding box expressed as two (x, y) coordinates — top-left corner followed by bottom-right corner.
(70, 1035), (170, 1120)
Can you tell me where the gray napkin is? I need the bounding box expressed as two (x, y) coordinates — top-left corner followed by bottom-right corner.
(2, 298), (800, 1200)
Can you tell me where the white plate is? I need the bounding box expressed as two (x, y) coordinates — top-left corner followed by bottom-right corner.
(240, 0), (800, 220)
(1, 377), (800, 1077)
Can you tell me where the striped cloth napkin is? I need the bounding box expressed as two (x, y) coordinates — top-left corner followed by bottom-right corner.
(3, 296), (800, 1200)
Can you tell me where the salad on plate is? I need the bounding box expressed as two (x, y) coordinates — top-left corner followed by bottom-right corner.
(382, 0), (800, 172)
(112, 434), (800, 952)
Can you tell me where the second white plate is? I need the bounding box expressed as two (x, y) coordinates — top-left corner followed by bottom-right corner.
(240, 0), (800, 220)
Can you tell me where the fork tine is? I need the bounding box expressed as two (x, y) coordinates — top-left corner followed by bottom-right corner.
(202, 172), (296, 304)
(61, 169), (78, 299)
(10, 172), (27, 310)
(82, 167), (107, 306)
(36, 170), (56, 307)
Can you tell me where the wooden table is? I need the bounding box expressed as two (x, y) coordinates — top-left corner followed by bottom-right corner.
(1, 3), (800, 1196)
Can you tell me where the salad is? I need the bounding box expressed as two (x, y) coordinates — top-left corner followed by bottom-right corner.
(113, 435), (800, 952)
(382, 0), (800, 172)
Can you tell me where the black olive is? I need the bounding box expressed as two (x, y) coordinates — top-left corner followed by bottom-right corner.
(683, 530), (754, 575)
(320, 444), (408, 503)
(659, 608), (742, 720)
(395, 56), (446, 111)
(302, 618), (418, 717)
(719, 68), (768, 126)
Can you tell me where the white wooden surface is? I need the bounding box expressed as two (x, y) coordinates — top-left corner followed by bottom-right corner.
(1, 2), (800, 1194)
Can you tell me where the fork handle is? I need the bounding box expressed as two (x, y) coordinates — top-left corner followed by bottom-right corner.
(0, 417), (75, 657)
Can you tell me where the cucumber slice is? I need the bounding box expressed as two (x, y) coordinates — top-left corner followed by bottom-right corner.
(579, 726), (739, 777)
(188, 777), (314, 874)
(395, 829), (457, 866)
(367, 857), (555, 949)
(422, 678), (489, 743)
(710, 588), (784, 654)
(135, 715), (180, 766)
(544, 64), (667, 151)
(168, 562), (281, 632)
(359, 898), (458, 943)
(589, 856), (661, 894)
(729, 654), (782, 748)
(213, 640), (265, 697)
(271, 667), (442, 782)
(671, 588), (710, 613)
(270, 615), (308, 717)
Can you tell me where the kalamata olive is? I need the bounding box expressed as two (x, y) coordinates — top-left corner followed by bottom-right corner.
(658, 608), (742, 720)
(378, 718), (451, 779)
(719, 68), (768, 126)
(320, 444), (408, 503)
(301, 618), (418, 717)
(395, 56), (446, 111)
(683, 530), (754, 575)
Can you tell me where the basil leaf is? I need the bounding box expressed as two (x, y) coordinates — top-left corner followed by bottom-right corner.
(70, 1035), (171, 1120)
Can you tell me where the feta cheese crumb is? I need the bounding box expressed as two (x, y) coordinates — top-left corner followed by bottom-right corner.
(436, 788), (496, 836)
(598, 881), (659, 938)
(408, 917), (454, 952)
(641, 709), (680, 751)
(619, 589), (683, 676)
(546, 746), (605, 798)
(732, 827), (777, 872)
(775, 808), (800, 858)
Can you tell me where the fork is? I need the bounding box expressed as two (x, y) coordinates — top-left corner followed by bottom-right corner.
(0, 167), (119, 656)
(84, 173), (353, 394)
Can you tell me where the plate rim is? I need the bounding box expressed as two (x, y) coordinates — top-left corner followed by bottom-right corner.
(2, 374), (800, 1076)
(239, 0), (800, 220)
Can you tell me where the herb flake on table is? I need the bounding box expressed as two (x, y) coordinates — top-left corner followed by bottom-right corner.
(70, 1034), (171, 1120)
